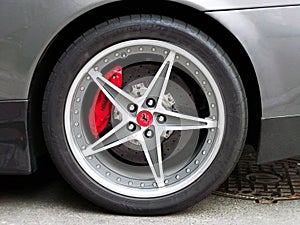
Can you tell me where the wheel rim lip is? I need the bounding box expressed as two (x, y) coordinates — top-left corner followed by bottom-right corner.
(64, 39), (225, 198)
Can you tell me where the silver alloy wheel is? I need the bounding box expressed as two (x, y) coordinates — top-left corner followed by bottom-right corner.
(64, 39), (225, 197)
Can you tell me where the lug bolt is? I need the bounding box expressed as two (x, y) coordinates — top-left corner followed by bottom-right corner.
(157, 115), (166, 123)
(146, 98), (156, 108)
(145, 129), (154, 138)
(127, 103), (137, 113)
(127, 122), (136, 132)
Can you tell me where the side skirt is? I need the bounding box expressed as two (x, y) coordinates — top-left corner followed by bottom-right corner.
(257, 115), (300, 164)
(0, 100), (34, 174)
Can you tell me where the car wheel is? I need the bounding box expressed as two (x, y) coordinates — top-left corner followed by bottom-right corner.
(42, 15), (247, 215)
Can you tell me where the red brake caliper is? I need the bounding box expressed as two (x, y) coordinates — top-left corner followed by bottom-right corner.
(88, 66), (123, 137)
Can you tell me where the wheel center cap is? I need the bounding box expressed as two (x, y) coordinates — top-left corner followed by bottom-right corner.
(136, 110), (153, 127)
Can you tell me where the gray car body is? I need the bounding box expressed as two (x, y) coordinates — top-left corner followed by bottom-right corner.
(1, 0), (300, 174)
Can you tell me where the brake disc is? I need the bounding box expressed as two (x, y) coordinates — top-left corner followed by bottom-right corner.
(108, 64), (193, 165)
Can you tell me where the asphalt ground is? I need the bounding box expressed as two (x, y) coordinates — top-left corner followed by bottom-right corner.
(1, 159), (300, 225)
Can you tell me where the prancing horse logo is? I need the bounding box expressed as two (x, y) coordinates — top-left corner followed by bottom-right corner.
(136, 110), (153, 127)
(141, 113), (149, 123)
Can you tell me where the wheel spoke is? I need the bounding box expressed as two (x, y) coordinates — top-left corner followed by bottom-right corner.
(140, 127), (165, 187)
(155, 110), (217, 131)
(88, 68), (136, 115)
(82, 121), (141, 157)
(141, 51), (176, 107)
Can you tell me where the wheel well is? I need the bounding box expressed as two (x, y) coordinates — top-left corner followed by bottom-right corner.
(29, 0), (261, 159)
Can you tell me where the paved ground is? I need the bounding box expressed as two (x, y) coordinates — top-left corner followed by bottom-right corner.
(1, 159), (300, 225)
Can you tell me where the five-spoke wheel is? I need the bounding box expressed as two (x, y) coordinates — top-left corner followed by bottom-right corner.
(43, 15), (247, 215)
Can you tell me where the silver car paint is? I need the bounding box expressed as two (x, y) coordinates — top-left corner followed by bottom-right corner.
(0, 0), (112, 99)
(208, 6), (300, 118)
(174, 0), (300, 11)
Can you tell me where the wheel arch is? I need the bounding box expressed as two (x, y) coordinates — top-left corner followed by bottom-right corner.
(28, 0), (262, 162)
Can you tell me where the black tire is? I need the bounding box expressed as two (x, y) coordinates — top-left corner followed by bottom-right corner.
(42, 15), (247, 215)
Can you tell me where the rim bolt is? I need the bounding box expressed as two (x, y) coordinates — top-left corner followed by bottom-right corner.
(157, 115), (166, 123)
(145, 129), (154, 138)
(127, 103), (137, 113)
(146, 98), (156, 108)
(127, 122), (136, 132)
